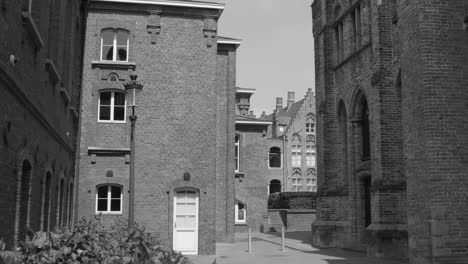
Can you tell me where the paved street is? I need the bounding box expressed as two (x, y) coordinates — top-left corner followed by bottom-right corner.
(189, 232), (407, 264)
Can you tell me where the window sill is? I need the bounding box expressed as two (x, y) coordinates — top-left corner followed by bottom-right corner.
(235, 222), (247, 226)
(96, 212), (122, 215)
(268, 167), (282, 170)
(98, 120), (127, 124)
(91, 60), (136, 70)
(22, 11), (44, 49)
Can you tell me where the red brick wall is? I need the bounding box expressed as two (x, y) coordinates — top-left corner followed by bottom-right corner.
(0, 0), (85, 247)
(77, 2), (235, 255)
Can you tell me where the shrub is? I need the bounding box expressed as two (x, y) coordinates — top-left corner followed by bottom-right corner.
(0, 216), (193, 264)
(268, 192), (316, 209)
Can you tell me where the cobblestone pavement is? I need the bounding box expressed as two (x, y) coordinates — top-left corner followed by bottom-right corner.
(189, 232), (408, 264)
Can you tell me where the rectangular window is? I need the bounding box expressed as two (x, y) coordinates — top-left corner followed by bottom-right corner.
(235, 202), (246, 224)
(96, 185), (122, 214)
(291, 145), (302, 167)
(98, 91), (126, 122)
(292, 177), (302, 192)
(101, 29), (129, 62)
(306, 123), (315, 133)
(306, 146), (316, 167)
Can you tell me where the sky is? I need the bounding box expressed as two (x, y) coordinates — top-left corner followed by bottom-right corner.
(217, 0), (315, 116)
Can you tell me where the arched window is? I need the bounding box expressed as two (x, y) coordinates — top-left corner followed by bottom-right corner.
(235, 201), (246, 224)
(96, 184), (123, 214)
(101, 29), (129, 62)
(42, 172), (52, 231)
(18, 160), (32, 241)
(361, 98), (370, 160)
(339, 101), (348, 183)
(58, 178), (65, 227)
(98, 90), (126, 122)
(235, 135), (240, 172)
(334, 5), (344, 61)
(269, 180), (281, 194)
(268, 147), (281, 168)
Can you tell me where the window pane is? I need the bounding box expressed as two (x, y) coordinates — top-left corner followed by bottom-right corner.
(102, 30), (114, 45)
(100, 92), (111, 105)
(110, 199), (121, 211)
(111, 186), (121, 198)
(97, 186), (108, 198)
(116, 30), (128, 46)
(99, 106), (111, 120)
(117, 47), (127, 61)
(114, 107), (125, 121)
(97, 199), (107, 211)
(238, 209), (245, 220)
(102, 46), (114, 61)
(114, 93), (125, 106)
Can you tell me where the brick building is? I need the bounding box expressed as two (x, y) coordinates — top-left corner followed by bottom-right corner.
(76, 0), (240, 255)
(234, 87), (281, 233)
(270, 89), (317, 192)
(0, 0), (86, 247)
(311, 0), (468, 263)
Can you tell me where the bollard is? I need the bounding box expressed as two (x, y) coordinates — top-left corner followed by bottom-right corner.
(248, 228), (252, 253)
(281, 226), (285, 251)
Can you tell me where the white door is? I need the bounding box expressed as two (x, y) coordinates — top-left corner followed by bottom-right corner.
(173, 190), (198, 255)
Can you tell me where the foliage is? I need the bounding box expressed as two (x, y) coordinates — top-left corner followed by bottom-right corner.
(0, 217), (193, 264)
(268, 192), (316, 209)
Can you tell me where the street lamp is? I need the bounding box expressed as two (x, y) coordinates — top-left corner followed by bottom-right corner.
(124, 73), (143, 229)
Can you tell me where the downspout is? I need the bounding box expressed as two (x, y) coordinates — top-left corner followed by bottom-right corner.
(282, 134), (286, 192)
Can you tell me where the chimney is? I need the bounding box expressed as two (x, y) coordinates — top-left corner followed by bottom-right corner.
(276, 97), (283, 111)
(261, 111), (266, 118)
(287, 92), (295, 108)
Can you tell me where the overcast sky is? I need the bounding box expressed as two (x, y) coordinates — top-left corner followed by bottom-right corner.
(218, 0), (315, 116)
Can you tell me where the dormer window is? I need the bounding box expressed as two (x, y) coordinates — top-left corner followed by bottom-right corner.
(101, 29), (129, 62)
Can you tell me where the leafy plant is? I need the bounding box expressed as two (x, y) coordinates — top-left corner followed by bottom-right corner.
(0, 217), (193, 264)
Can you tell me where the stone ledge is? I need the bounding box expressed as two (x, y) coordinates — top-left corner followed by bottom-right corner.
(91, 60), (136, 70)
(88, 146), (131, 156)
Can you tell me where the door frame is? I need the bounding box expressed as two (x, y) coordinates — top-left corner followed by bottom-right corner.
(172, 189), (199, 255)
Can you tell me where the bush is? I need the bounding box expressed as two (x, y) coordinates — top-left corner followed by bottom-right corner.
(0, 216), (193, 264)
(268, 192), (316, 209)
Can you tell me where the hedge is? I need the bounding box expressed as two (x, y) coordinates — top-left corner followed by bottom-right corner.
(268, 192), (316, 209)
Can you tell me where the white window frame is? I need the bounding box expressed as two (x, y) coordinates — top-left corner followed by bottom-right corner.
(234, 201), (246, 224)
(98, 90), (127, 123)
(100, 29), (129, 62)
(306, 145), (316, 167)
(95, 184), (123, 215)
(268, 147), (282, 169)
(235, 135), (240, 172)
(291, 144), (302, 167)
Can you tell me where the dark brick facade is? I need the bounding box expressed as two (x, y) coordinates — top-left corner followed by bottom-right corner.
(0, 0), (86, 247)
(312, 0), (468, 263)
(76, 0), (238, 255)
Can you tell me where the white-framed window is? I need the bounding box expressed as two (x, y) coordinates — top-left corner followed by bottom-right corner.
(268, 147), (282, 168)
(306, 145), (316, 167)
(235, 135), (240, 172)
(292, 178), (302, 192)
(235, 201), (246, 224)
(101, 29), (129, 62)
(291, 144), (302, 167)
(98, 91), (126, 122)
(96, 184), (122, 214)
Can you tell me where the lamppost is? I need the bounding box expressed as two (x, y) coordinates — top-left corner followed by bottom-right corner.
(124, 73), (143, 229)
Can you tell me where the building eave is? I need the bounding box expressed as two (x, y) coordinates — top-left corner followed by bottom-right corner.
(90, 0), (225, 10)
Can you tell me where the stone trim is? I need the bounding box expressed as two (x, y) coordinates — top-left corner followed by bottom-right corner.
(91, 61), (136, 70)
(45, 59), (62, 83)
(87, 147), (131, 155)
(60, 88), (71, 105)
(21, 4), (44, 49)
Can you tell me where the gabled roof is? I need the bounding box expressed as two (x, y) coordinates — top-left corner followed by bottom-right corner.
(267, 99), (305, 126)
